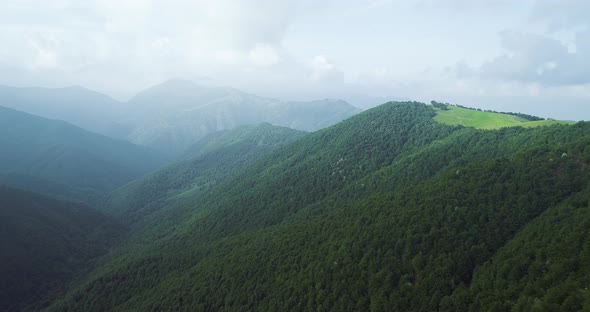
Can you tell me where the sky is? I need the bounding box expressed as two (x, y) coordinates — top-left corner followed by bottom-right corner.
(0, 0), (589, 120)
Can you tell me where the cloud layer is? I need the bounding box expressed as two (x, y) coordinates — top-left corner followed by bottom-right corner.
(458, 30), (590, 86)
(0, 0), (589, 119)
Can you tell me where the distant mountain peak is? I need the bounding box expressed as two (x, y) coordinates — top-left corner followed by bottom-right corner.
(159, 78), (202, 87)
(138, 79), (208, 95)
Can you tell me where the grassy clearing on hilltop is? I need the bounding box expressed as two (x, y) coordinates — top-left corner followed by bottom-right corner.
(434, 105), (574, 129)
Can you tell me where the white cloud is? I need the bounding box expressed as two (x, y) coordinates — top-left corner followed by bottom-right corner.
(215, 50), (242, 65)
(457, 30), (590, 86)
(0, 0), (301, 96)
(249, 44), (281, 67)
(309, 55), (342, 83)
(531, 0), (590, 30)
(96, 0), (153, 33)
(26, 34), (58, 71)
(0, 0), (590, 119)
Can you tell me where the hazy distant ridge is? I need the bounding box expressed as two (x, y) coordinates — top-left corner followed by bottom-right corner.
(0, 80), (361, 155)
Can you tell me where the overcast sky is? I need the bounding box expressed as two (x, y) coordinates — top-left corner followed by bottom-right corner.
(1, 0), (589, 120)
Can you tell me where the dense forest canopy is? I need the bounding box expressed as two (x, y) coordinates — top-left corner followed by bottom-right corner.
(4, 101), (580, 311)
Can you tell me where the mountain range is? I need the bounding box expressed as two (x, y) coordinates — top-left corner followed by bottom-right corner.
(0, 80), (361, 155)
(1, 99), (589, 311)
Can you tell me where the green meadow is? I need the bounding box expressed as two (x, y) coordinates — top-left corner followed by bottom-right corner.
(434, 105), (574, 129)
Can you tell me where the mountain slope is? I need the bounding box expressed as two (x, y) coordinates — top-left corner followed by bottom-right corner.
(47, 102), (590, 311)
(0, 186), (124, 312)
(46, 102), (461, 310)
(105, 123), (306, 224)
(446, 185), (590, 311)
(112, 139), (587, 311)
(0, 106), (168, 203)
(182, 122), (306, 159)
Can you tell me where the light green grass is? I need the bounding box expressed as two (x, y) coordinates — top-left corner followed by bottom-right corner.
(434, 106), (574, 129)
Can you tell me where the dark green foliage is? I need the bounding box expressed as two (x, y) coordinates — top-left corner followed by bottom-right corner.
(0, 186), (123, 312)
(431, 100), (450, 110)
(182, 122), (307, 159)
(0, 173), (104, 204)
(177, 102), (456, 239)
(42, 102), (590, 311)
(446, 185), (590, 311)
(105, 123), (306, 224)
(0, 105), (168, 204)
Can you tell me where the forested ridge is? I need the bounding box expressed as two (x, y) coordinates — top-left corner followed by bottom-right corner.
(104, 123), (306, 225)
(37, 102), (590, 311)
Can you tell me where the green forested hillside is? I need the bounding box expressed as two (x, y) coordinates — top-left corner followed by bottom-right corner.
(105, 123), (306, 224)
(43, 102), (590, 311)
(0, 186), (124, 312)
(0, 106), (168, 204)
(448, 185), (590, 311)
(182, 122), (306, 159)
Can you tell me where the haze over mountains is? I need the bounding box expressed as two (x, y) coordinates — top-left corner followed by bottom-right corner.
(0, 105), (167, 205)
(0, 85), (124, 138)
(0, 79), (361, 155)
